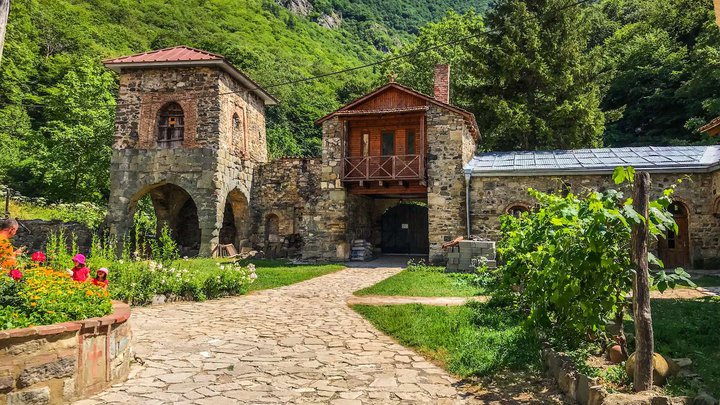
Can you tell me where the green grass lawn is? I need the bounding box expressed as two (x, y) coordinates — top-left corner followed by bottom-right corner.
(354, 268), (484, 297)
(352, 302), (540, 377)
(180, 258), (344, 292)
(633, 298), (720, 397)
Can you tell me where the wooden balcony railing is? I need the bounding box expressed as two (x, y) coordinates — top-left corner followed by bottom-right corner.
(343, 155), (425, 181)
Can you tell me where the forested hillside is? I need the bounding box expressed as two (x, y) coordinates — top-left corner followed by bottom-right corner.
(0, 0), (487, 203)
(388, 0), (720, 151)
(0, 0), (719, 205)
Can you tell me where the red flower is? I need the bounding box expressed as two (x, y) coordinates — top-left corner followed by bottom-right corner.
(31, 251), (46, 263)
(9, 269), (22, 280)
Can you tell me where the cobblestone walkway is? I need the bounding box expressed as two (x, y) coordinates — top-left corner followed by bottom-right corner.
(78, 265), (485, 404)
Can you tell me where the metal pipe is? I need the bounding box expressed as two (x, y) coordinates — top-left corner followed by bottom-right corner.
(464, 173), (471, 238)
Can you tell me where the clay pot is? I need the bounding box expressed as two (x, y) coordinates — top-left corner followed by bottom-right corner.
(625, 352), (679, 386)
(607, 344), (627, 364)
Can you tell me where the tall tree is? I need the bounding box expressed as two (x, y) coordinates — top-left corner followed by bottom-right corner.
(463, 0), (606, 151)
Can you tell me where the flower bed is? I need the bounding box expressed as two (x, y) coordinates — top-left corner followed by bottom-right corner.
(1, 265), (112, 331)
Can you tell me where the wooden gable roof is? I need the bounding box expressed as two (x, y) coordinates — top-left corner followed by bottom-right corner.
(317, 82), (480, 140)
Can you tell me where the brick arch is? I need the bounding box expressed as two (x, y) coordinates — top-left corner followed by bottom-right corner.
(138, 96), (198, 148)
(503, 202), (532, 216)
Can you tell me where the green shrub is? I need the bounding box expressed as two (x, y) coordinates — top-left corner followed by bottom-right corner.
(497, 168), (691, 345)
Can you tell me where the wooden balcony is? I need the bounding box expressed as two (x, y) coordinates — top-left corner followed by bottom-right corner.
(343, 155), (425, 182)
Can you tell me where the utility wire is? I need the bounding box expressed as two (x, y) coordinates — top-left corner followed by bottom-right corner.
(1, 0), (593, 111)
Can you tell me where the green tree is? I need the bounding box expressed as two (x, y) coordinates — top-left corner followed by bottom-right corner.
(463, 0), (606, 151)
(599, 0), (720, 146)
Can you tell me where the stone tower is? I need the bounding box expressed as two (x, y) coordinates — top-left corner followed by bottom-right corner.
(104, 46), (277, 256)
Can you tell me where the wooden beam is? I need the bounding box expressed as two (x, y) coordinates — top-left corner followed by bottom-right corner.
(631, 171), (654, 392)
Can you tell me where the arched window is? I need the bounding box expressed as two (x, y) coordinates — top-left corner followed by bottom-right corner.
(232, 112), (244, 153)
(157, 102), (184, 148)
(506, 204), (530, 217)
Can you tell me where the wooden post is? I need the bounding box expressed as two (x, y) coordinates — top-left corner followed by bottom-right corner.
(631, 171), (654, 391)
(0, 0), (9, 65)
(715, 0), (720, 29)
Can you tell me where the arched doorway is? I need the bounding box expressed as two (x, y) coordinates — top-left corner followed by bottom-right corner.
(658, 201), (691, 269)
(219, 189), (249, 249)
(381, 203), (429, 255)
(131, 183), (201, 257)
(265, 214), (280, 241)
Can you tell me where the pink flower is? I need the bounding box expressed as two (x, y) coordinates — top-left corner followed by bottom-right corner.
(31, 251), (46, 263)
(9, 269), (22, 281)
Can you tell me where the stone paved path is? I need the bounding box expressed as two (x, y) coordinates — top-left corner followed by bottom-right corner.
(78, 265), (485, 404)
(347, 295), (489, 307)
(650, 286), (719, 300)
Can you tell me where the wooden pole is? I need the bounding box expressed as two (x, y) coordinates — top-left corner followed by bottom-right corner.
(631, 171), (654, 391)
(715, 0), (720, 29)
(0, 0), (9, 65)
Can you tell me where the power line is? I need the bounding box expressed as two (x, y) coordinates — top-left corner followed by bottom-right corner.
(0, 0), (593, 111)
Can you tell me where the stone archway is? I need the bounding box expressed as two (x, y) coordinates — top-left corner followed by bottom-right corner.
(219, 188), (250, 250)
(130, 183), (201, 257)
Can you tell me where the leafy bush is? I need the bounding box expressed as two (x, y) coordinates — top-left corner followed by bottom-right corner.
(497, 168), (690, 345)
(100, 260), (256, 305)
(0, 266), (112, 330)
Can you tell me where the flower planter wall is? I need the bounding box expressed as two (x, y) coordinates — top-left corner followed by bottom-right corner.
(0, 302), (132, 404)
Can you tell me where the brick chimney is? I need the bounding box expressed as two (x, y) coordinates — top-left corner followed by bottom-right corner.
(433, 64), (451, 104)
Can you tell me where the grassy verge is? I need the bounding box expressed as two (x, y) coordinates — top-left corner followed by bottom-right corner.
(244, 259), (344, 291)
(641, 298), (720, 397)
(352, 301), (540, 377)
(354, 267), (484, 297)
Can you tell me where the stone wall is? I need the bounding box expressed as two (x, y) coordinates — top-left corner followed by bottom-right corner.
(249, 158), (322, 251)
(0, 303), (132, 404)
(468, 172), (720, 268)
(13, 220), (93, 254)
(425, 104), (477, 263)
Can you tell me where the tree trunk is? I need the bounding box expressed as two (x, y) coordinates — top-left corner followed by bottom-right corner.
(0, 0), (9, 65)
(631, 171), (654, 391)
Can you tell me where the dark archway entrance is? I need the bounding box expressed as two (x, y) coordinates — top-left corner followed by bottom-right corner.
(132, 183), (201, 257)
(218, 189), (249, 250)
(658, 201), (691, 269)
(381, 203), (429, 254)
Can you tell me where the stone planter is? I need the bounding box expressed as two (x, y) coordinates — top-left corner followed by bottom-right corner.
(0, 302), (132, 404)
(542, 345), (715, 405)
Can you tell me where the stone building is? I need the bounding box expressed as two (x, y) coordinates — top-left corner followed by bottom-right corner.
(104, 46), (277, 256)
(103, 46), (720, 268)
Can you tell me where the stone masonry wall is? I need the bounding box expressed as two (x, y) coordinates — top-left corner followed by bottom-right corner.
(301, 117), (354, 261)
(425, 105), (477, 263)
(13, 220), (92, 254)
(250, 158), (322, 247)
(469, 172), (720, 268)
(218, 74), (267, 162)
(0, 303), (132, 405)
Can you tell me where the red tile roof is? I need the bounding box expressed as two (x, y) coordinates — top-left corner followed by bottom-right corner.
(103, 46), (223, 64)
(103, 46), (277, 105)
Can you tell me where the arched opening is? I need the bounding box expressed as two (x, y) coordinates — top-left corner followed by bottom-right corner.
(265, 214), (280, 242)
(219, 189), (249, 250)
(506, 203), (530, 217)
(131, 183), (200, 257)
(658, 201), (691, 269)
(157, 102), (185, 148)
(381, 202), (429, 255)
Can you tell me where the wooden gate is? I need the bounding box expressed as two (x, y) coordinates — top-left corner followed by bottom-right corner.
(657, 202), (691, 269)
(381, 203), (429, 254)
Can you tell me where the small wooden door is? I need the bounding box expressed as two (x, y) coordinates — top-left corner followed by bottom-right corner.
(657, 202), (691, 269)
(381, 203), (429, 254)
